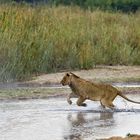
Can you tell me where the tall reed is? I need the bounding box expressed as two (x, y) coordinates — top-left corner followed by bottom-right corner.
(0, 4), (140, 81)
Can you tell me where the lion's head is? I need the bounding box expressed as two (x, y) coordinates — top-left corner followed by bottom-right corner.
(60, 73), (71, 86)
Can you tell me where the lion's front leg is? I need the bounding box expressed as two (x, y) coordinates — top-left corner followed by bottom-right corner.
(76, 96), (87, 107)
(67, 92), (76, 105)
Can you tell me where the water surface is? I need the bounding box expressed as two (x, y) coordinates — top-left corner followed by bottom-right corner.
(0, 93), (140, 140)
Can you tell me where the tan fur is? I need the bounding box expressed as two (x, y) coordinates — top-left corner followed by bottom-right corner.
(60, 72), (140, 109)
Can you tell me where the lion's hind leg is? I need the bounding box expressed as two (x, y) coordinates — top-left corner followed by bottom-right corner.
(101, 98), (115, 109)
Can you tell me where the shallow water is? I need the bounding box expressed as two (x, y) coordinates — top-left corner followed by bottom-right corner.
(0, 93), (140, 140)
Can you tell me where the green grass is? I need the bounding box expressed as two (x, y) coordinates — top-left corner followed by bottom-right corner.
(0, 87), (69, 100)
(0, 4), (140, 81)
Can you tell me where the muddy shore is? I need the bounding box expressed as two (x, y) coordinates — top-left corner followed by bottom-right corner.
(0, 66), (140, 100)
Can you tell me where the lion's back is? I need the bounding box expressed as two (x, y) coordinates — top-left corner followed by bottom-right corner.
(71, 77), (118, 99)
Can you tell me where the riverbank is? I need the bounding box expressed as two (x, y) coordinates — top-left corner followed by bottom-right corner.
(0, 66), (140, 100)
(24, 66), (140, 86)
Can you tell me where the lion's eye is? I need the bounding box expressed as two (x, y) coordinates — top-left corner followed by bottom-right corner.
(66, 73), (70, 77)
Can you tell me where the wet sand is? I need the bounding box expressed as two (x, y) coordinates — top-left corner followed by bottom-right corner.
(24, 66), (140, 85)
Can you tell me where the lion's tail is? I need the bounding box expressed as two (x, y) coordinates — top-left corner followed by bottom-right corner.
(118, 92), (140, 104)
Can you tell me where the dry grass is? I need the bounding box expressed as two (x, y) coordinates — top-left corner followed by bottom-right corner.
(0, 4), (140, 81)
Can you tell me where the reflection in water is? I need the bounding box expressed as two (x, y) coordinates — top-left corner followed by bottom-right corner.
(64, 112), (114, 140)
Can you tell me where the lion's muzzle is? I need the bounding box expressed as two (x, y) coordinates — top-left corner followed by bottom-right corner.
(60, 80), (64, 86)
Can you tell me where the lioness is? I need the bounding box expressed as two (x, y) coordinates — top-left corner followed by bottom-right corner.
(61, 72), (140, 108)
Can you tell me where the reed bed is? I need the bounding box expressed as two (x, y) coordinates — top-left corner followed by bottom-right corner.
(0, 4), (140, 81)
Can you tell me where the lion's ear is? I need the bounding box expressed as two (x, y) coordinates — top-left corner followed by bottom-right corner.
(70, 72), (79, 78)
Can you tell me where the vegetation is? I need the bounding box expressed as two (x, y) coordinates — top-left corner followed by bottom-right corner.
(0, 0), (140, 13)
(0, 4), (140, 81)
(50, 0), (140, 13)
(0, 87), (69, 100)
